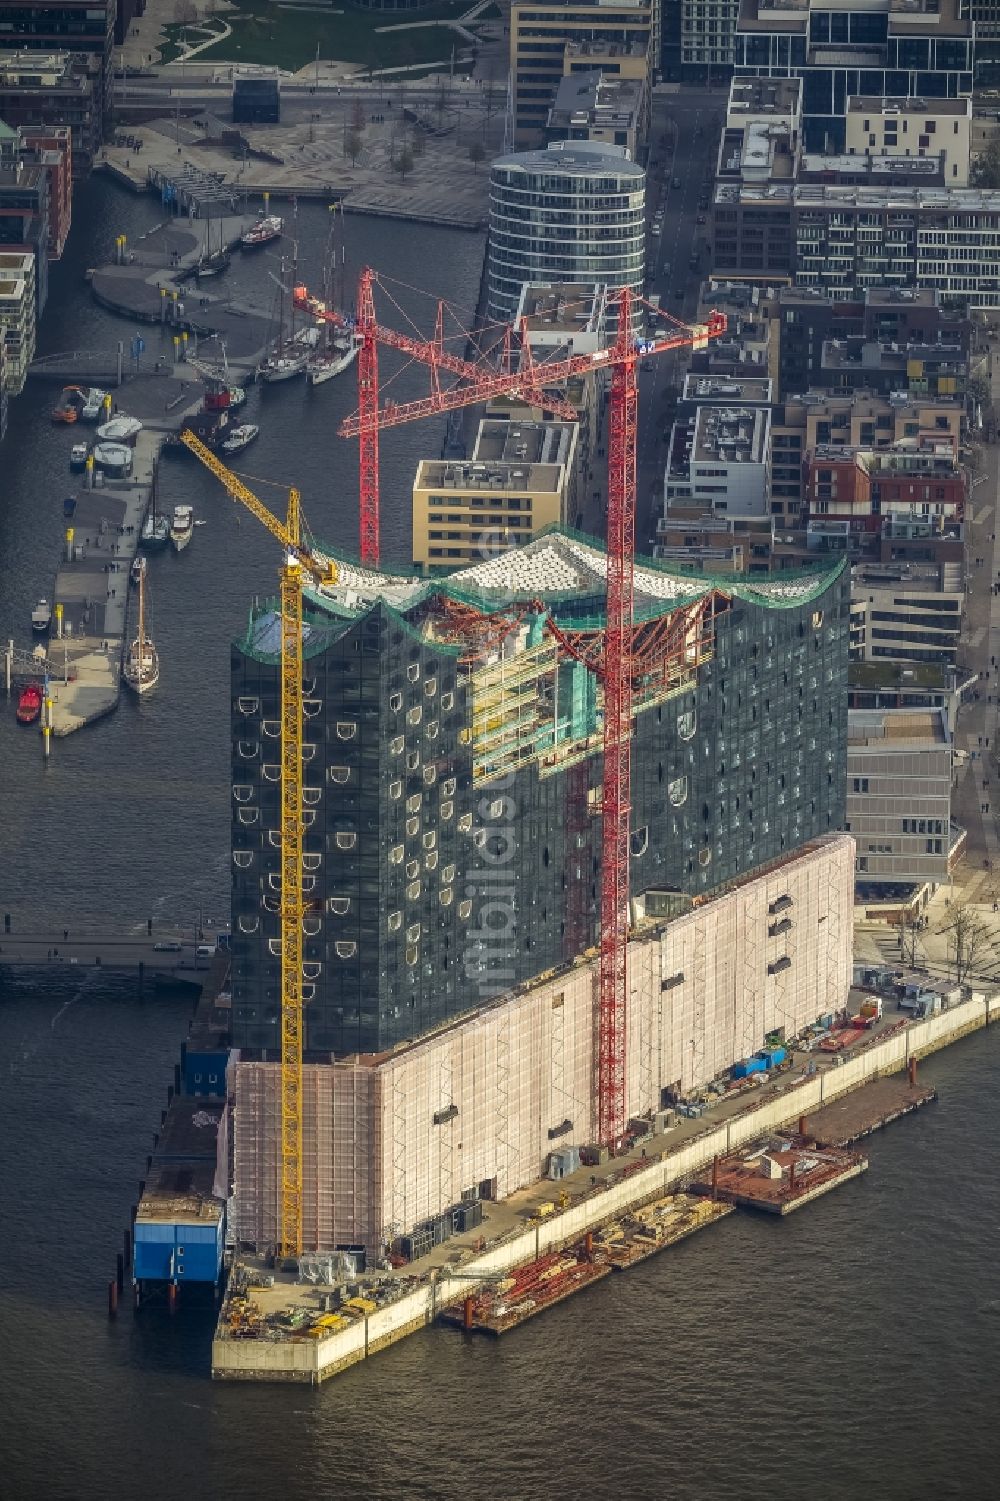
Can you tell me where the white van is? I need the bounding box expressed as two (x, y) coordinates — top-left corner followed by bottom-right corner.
(196, 943), (216, 959)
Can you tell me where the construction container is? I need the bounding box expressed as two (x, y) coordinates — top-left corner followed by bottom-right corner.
(754, 1047), (787, 1069)
(731, 1057), (767, 1079)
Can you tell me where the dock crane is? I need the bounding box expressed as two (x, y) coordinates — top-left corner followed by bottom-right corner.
(179, 427), (338, 1258)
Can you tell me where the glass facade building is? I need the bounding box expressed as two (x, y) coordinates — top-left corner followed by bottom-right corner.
(488, 143), (645, 325)
(228, 532), (849, 1059)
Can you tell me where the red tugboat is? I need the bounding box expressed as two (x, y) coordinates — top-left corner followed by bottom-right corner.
(240, 214), (283, 250)
(16, 681), (43, 725)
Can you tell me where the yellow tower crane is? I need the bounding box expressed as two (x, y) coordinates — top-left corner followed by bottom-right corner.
(179, 428), (338, 1259)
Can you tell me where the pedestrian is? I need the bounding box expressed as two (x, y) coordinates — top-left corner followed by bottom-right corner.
(979, 735), (983, 746)
(63, 929), (68, 941)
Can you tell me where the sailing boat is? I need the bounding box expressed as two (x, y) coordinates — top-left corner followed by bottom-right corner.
(141, 471), (169, 548)
(196, 212), (231, 280)
(259, 253), (308, 383)
(308, 206), (360, 386)
(123, 561), (159, 695)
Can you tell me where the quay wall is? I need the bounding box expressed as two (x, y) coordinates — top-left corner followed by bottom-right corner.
(212, 988), (997, 1383)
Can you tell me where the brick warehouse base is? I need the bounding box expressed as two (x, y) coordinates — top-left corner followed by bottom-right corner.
(232, 835), (854, 1252)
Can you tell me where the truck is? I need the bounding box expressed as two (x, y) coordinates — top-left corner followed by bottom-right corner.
(857, 996), (883, 1026)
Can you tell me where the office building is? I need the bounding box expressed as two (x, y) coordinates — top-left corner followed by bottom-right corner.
(510, 0), (658, 147)
(847, 706), (961, 894)
(412, 420), (579, 569)
(733, 0), (974, 153)
(487, 143), (645, 324)
(545, 70), (647, 158)
(228, 529), (849, 1059)
(0, 49), (102, 161)
(844, 95), (972, 185)
(0, 3), (115, 136)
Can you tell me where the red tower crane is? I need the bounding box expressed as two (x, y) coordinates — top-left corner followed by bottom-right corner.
(293, 271), (576, 564)
(301, 271), (726, 1150)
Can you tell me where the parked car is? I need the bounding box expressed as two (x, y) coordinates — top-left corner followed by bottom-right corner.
(696, 214), (706, 224)
(153, 940), (183, 952)
(672, 176), (682, 189)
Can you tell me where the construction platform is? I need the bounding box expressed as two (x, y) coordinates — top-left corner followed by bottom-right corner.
(804, 1075), (938, 1147)
(440, 1194), (734, 1337)
(692, 1143), (868, 1215)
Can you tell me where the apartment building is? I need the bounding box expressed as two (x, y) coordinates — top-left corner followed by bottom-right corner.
(487, 143), (645, 324)
(0, 249), (36, 394)
(412, 420), (579, 570)
(733, 0), (974, 153)
(664, 401), (772, 514)
(21, 124), (72, 260)
(771, 285), (969, 397)
(844, 95), (971, 185)
(0, 0), (114, 140)
(793, 184), (1000, 307)
(680, 0), (741, 74)
(510, 0), (658, 147)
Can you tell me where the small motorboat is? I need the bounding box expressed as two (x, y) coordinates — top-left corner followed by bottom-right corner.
(130, 554), (147, 587)
(31, 598), (52, 633)
(241, 215), (283, 250)
(63, 496), (77, 518)
(93, 442), (133, 476)
(170, 504), (194, 551)
(219, 423), (259, 455)
(16, 682), (43, 725)
(96, 415), (142, 443)
(69, 442), (89, 471)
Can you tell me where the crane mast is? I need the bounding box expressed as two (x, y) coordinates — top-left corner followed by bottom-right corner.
(178, 428), (339, 1255)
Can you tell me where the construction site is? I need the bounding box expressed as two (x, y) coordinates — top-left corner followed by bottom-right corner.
(123, 272), (874, 1378)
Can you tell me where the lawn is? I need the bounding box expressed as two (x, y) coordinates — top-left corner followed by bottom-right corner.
(191, 0), (473, 71)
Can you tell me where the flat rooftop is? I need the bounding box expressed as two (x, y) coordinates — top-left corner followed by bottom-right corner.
(136, 1159), (223, 1226)
(473, 417), (577, 469)
(516, 281), (606, 332)
(849, 659), (953, 689)
(415, 458), (565, 494)
(801, 152), (944, 180)
(692, 405), (769, 466)
(848, 707), (949, 745)
(794, 184), (1000, 209)
(728, 76), (802, 119)
(683, 374), (772, 404)
(548, 69), (642, 130)
(155, 1096), (226, 1162)
(847, 94), (971, 116)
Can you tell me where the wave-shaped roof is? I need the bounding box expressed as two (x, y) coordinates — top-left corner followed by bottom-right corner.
(304, 524), (845, 625)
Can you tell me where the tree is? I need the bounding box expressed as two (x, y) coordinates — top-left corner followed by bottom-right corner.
(350, 98), (365, 135)
(937, 898), (993, 984)
(344, 130), (363, 167)
(972, 140), (1000, 190)
(393, 148), (414, 181)
(895, 914), (925, 969)
(174, 0), (198, 22)
(468, 140), (486, 173)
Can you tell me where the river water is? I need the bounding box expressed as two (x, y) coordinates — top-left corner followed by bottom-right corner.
(1, 183), (997, 1501)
